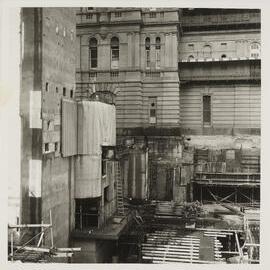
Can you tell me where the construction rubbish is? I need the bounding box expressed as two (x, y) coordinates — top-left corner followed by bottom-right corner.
(155, 201), (204, 219)
(8, 210), (81, 262)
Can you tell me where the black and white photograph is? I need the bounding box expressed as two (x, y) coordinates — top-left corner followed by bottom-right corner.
(1, 0), (267, 266)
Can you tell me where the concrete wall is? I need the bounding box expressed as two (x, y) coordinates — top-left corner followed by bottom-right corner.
(20, 8), (77, 249)
(20, 8), (43, 224)
(42, 156), (75, 247)
(40, 8), (76, 248)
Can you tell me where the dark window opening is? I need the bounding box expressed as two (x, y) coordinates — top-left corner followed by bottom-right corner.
(56, 87), (58, 93)
(203, 95), (211, 125)
(150, 109), (156, 117)
(89, 38), (98, 68)
(70, 90), (73, 98)
(45, 143), (49, 152)
(75, 198), (100, 230)
(45, 82), (49, 92)
(63, 87), (66, 96)
(221, 54), (227, 59)
(145, 37), (151, 68)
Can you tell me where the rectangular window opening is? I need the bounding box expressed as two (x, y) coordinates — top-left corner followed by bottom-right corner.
(203, 95), (211, 125)
(75, 198), (99, 230)
(70, 90), (73, 98)
(45, 82), (49, 92)
(63, 87), (66, 96)
(45, 143), (49, 152)
(90, 48), (97, 68)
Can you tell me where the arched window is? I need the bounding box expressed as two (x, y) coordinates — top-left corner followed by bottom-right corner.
(145, 37), (151, 68)
(155, 37), (161, 68)
(250, 42), (260, 59)
(203, 45), (212, 58)
(221, 54), (227, 59)
(89, 38), (97, 68)
(111, 37), (119, 69)
(188, 55), (194, 61)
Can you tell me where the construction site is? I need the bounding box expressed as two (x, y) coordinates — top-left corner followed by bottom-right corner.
(7, 7), (260, 264)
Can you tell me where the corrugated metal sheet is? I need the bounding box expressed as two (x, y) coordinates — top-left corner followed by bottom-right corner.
(62, 99), (77, 157)
(77, 101), (116, 155)
(75, 155), (102, 198)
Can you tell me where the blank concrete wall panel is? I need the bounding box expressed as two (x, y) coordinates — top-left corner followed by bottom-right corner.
(41, 157), (71, 247)
(62, 99), (78, 157)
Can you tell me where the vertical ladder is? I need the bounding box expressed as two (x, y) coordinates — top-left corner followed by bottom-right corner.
(115, 161), (125, 216)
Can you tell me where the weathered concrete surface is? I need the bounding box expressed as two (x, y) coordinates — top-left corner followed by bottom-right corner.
(42, 156), (75, 248)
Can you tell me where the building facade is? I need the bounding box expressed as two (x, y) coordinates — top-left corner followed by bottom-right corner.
(76, 7), (261, 205)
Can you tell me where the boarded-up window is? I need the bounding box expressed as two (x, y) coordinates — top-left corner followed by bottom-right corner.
(203, 45), (212, 58)
(203, 95), (211, 125)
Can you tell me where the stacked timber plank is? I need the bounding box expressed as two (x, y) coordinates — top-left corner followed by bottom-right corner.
(142, 229), (224, 264)
(155, 201), (202, 219)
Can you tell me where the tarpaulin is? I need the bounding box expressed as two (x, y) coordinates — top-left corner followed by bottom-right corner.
(75, 155), (102, 198)
(77, 101), (116, 155)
